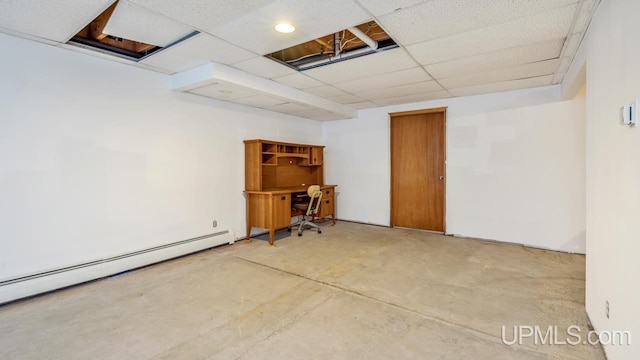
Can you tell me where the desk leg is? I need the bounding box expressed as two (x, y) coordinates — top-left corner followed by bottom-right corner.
(245, 197), (252, 243)
(245, 224), (252, 243)
(269, 228), (275, 247)
(331, 214), (336, 226)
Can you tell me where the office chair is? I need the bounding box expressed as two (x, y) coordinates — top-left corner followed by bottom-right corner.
(292, 185), (323, 236)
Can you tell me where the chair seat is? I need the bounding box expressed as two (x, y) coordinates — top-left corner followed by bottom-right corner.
(293, 202), (309, 211)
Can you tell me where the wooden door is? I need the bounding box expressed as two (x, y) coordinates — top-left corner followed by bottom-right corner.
(390, 108), (446, 232)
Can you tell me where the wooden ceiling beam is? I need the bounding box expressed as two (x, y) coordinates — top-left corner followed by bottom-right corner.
(89, 1), (118, 41)
(314, 38), (333, 51)
(135, 42), (157, 53)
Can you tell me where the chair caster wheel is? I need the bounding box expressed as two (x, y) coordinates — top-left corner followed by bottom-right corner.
(318, 230), (322, 234)
(287, 228), (291, 232)
(298, 233), (302, 237)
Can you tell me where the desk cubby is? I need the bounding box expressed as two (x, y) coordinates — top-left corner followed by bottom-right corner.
(246, 139), (325, 191)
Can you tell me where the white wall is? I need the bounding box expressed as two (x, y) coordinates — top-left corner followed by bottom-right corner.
(324, 85), (586, 253)
(580, 0), (640, 358)
(0, 33), (321, 281)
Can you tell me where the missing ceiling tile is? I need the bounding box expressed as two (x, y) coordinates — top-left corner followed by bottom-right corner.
(67, 1), (197, 61)
(265, 21), (398, 71)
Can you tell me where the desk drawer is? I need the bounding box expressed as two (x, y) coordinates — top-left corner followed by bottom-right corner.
(322, 187), (334, 199)
(318, 197), (334, 218)
(273, 194), (291, 228)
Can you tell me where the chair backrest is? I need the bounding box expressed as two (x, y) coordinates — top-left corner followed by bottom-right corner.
(306, 185), (323, 215)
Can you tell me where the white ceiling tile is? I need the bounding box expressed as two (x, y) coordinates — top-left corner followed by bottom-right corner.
(327, 94), (367, 104)
(425, 39), (564, 79)
(332, 67), (431, 93)
(356, 0), (428, 16)
(128, 0), (274, 32)
(303, 85), (348, 97)
(102, 1), (194, 47)
(189, 82), (256, 100)
(0, 0), (115, 42)
(406, 4), (577, 65)
(263, 102), (311, 113)
(140, 33), (254, 72)
(272, 72), (325, 89)
(233, 57), (297, 78)
(357, 81), (443, 101)
(304, 48), (417, 84)
(449, 75), (553, 97)
(374, 90), (451, 106)
(439, 59), (559, 89)
(348, 101), (379, 109)
(209, 0), (371, 54)
(232, 95), (288, 107)
(379, 0), (577, 46)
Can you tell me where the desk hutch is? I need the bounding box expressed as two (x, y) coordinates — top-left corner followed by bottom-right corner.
(244, 139), (336, 245)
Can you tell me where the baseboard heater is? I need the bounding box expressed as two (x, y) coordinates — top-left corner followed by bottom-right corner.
(0, 230), (234, 305)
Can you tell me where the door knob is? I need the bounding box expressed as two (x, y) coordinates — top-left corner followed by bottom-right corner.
(439, 176), (445, 181)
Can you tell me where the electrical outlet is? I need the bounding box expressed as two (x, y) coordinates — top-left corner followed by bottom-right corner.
(606, 300), (610, 319)
(212, 220), (218, 228)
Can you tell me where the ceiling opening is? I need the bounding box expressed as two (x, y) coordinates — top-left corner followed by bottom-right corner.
(266, 21), (398, 71)
(67, 1), (197, 61)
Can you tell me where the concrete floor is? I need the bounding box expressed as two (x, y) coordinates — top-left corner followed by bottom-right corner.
(0, 221), (604, 359)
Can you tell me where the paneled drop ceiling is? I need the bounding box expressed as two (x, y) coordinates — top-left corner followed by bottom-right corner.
(0, 0), (600, 121)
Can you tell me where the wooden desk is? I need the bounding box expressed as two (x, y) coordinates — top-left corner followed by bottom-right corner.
(244, 185), (336, 246)
(244, 139), (336, 246)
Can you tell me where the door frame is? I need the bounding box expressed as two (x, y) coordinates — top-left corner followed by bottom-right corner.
(389, 107), (447, 233)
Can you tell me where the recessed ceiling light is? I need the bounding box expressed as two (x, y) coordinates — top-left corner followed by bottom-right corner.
(275, 23), (295, 33)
